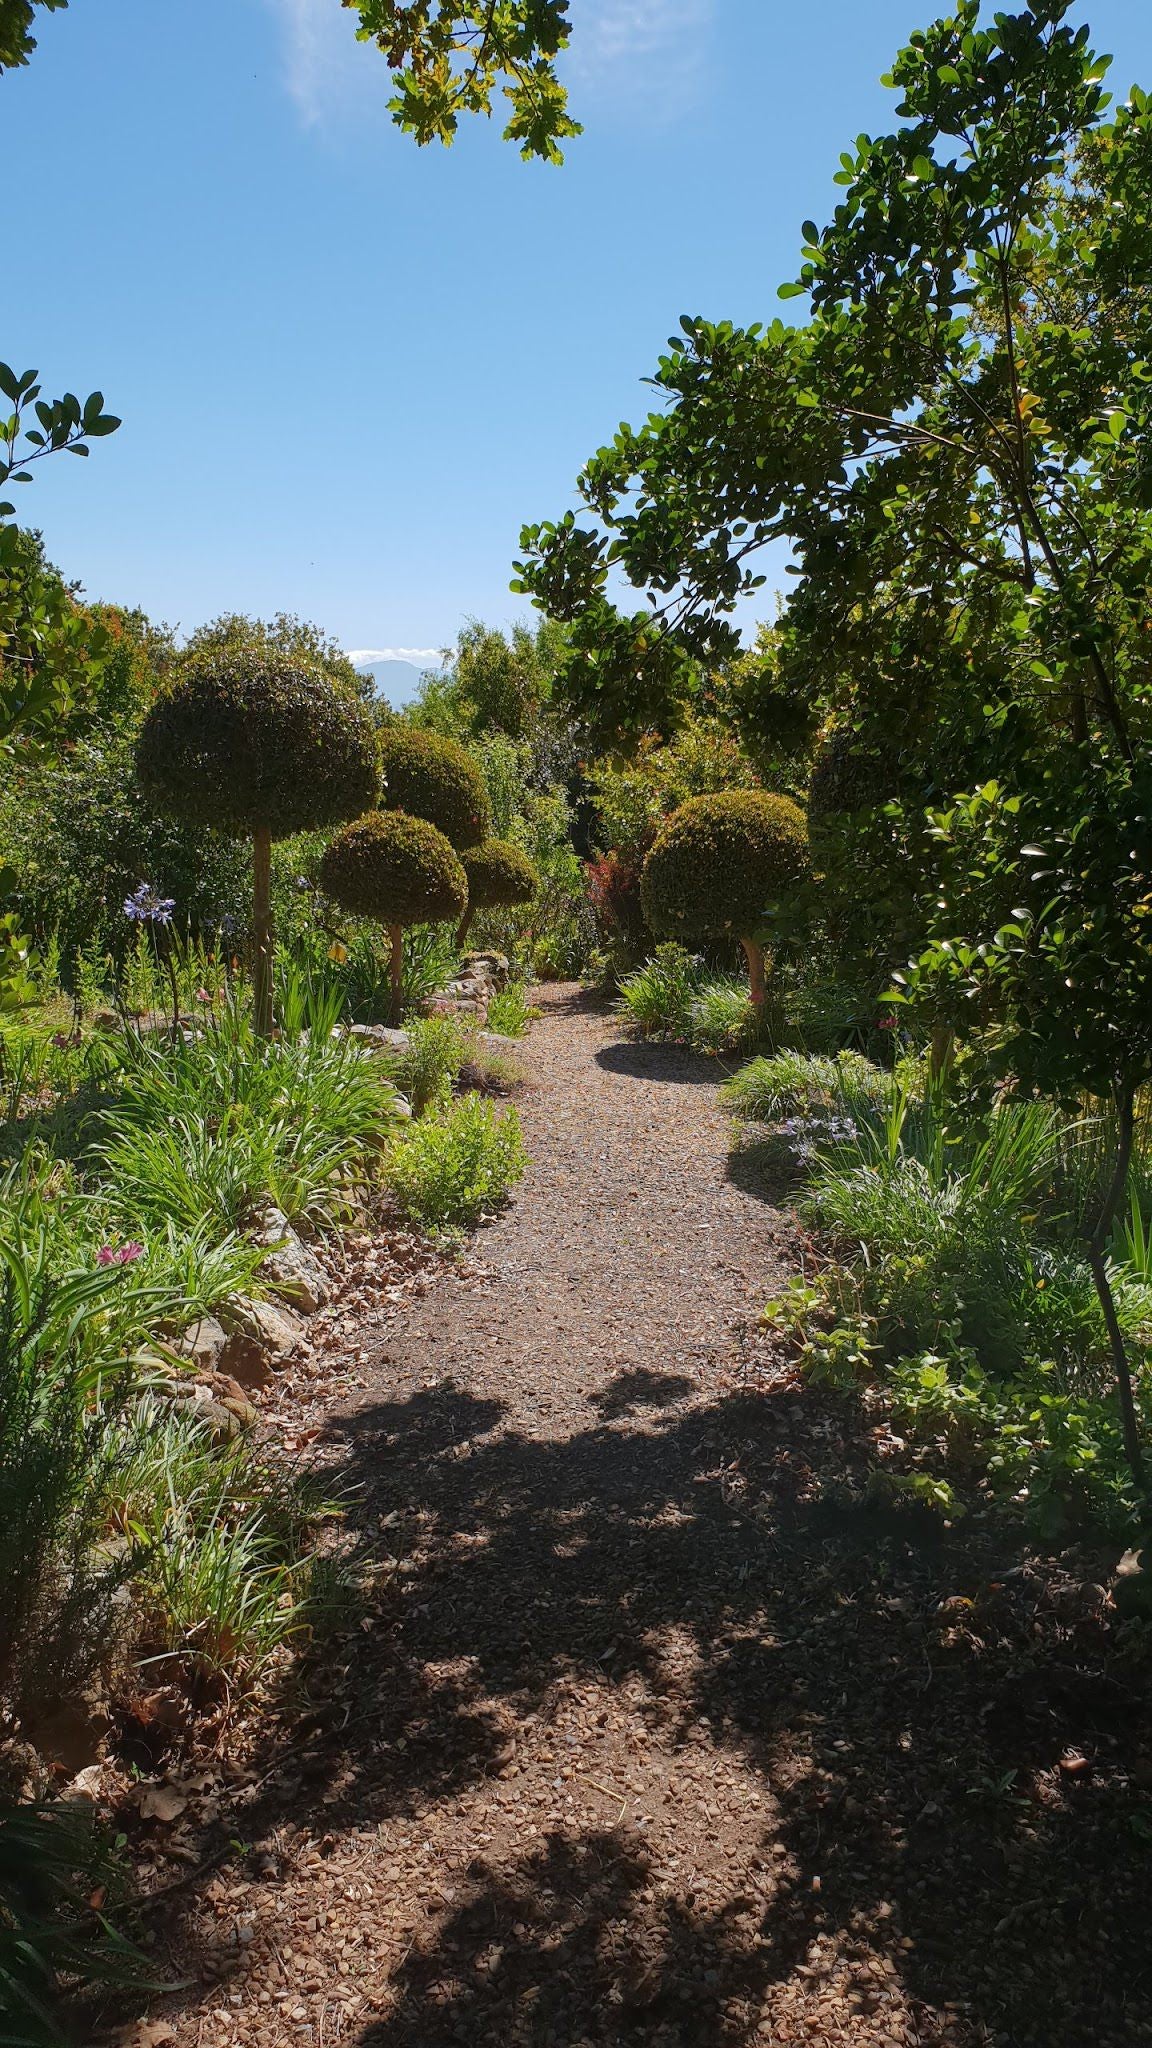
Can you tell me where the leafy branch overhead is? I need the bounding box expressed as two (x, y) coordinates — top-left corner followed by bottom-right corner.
(346, 0), (580, 160)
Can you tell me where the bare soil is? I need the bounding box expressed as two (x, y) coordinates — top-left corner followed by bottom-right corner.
(138, 985), (1152, 2048)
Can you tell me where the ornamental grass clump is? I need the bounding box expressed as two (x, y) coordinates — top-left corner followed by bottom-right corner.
(379, 727), (491, 850)
(136, 648), (378, 1034)
(640, 791), (810, 1008)
(321, 811), (467, 1023)
(456, 838), (539, 949)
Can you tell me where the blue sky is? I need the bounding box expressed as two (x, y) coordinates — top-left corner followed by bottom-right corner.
(9, 0), (1152, 678)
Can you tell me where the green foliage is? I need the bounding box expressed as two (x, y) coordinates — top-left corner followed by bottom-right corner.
(0, 1801), (152, 2048)
(722, 1047), (907, 1124)
(92, 1000), (401, 1234)
(460, 839), (539, 915)
(119, 1404), (339, 1680)
(350, 0), (580, 162)
(616, 943), (700, 1041)
(0, 0), (66, 71)
(485, 980), (534, 1038)
(379, 726), (491, 850)
(137, 647), (378, 842)
(686, 980), (762, 1057)
(182, 611), (373, 707)
(386, 1092), (525, 1230)
(411, 617), (568, 744)
(321, 810), (467, 933)
(387, 1014), (469, 1115)
(593, 717), (761, 868)
(641, 791), (810, 944)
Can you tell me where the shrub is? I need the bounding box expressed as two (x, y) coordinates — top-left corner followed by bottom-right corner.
(721, 1048), (906, 1124)
(386, 1094), (525, 1230)
(616, 944), (701, 1040)
(388, 1015), (469, 1115)
(93, 1000), (401, 1233)
(379, 727), (491, 850)
(640, 790), (810, 1005)
(486, 981), (534, 1038)
(137, 648), (378, 1033)
(320, 811), (467, 1023)
(0, 1802), (152, 2047)
(457, 839), (539, 949)
(688, 980), (763, 1057)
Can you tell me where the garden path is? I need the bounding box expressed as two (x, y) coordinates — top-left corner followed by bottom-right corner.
(161, 987), (1149, 2048)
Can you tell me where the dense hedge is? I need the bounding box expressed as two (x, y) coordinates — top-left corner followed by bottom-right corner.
(460, 838), (539, 911)
(641, 790), (809, 941)
(320, 810), (467, 928)
(136, 649), (378, 839)
(379, 727), (492, 850)
(808, 726), (902, 823)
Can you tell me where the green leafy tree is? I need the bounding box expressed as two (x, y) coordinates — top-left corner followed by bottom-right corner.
(457, 838), (539, 949)
(641, 791), (810, 1007)
(0, 0), (64, 74)
(321, 810), (467, 1022)
(136, 649), (378, 1035)
(379, 725), (492, 849)
(518, 0), (1152, 1480)
(346, 0), (578, 161)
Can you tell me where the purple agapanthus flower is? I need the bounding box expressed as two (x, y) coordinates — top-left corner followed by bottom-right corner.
(124, 882), (175, 926)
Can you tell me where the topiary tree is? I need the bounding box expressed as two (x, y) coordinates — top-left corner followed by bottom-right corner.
(640, 790), (809, 1007)
(320, 811), (467, 1023)
(456, 838), (539, 950)
(136, 648), (378, 1035)
(379, 726), (492, 850)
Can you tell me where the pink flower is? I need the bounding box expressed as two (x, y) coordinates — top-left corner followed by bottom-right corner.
(877, 1015), (898, 1032)
(97, 1241), (145, 1267)
(195, 987), (214, 1004)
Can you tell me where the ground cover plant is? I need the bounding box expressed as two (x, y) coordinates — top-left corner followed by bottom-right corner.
(730, 1046), (1152, 1535)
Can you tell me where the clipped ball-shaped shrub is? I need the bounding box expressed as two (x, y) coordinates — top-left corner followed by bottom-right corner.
(641, 790), (810, 942)
(379, 727), (491, 851)
(320, 810), (467, 929)
(136, 649), (378, 838)
(641, 790), (810, 1006)
(457, 837), (540, 949)
(461, 839), (539, 911)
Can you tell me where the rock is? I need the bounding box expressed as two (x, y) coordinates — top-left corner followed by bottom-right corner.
(475, 1030), (520, 1052)
(1113, 1546), (1152, 1618)
(461, 949), (510, 991)
(346, 1023), (410, 1052)
(227, 1295), (307, 1360)
(177, 1315), (228, 1371)
(249, 1200), (330, 1312)
(218, 1329), (274, 1390)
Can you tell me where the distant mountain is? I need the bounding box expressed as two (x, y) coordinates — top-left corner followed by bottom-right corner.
(354, 658), (441, 710)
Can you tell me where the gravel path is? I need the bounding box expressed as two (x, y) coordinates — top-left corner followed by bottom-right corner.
(157, 988), (1152, 2048)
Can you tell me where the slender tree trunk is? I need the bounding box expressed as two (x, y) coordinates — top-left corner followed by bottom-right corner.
(252, 826), (274, 1038)
(388, 923), (404, 1026)
(740, 936), (766, 1008)
(456, 904), (474, 954)
(929, 1021), (955, 1082)
(1086, 1083), (1145, 1489)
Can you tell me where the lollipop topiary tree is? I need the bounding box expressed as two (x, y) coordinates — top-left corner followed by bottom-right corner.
(320, 811), (467, 1023)
(136, 648), (377, 1035)
(456, 839), (540, 950)
(379, 726), (492, 850)
(640, 790), (810, 1007)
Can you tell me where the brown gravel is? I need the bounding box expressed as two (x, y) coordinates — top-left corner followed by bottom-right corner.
(137, 986), (1152, 2048)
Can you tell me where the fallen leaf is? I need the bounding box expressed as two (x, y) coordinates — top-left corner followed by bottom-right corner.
(138, 1783), (188, 1823)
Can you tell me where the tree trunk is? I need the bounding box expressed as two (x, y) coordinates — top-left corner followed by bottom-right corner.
(740, 936), (766, 1008)
(252, 826), (274, 1038)
(929, 1021), (955, 1081)
(456, 904), (474, 954)
(1086, 1083), (1145, 1490)
(388, 923), (404, 1026)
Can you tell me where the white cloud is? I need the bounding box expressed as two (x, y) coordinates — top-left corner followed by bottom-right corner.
(566, 0), (716, 121)
(267, 0), (372, 127)
(347, 647), (446, 667)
